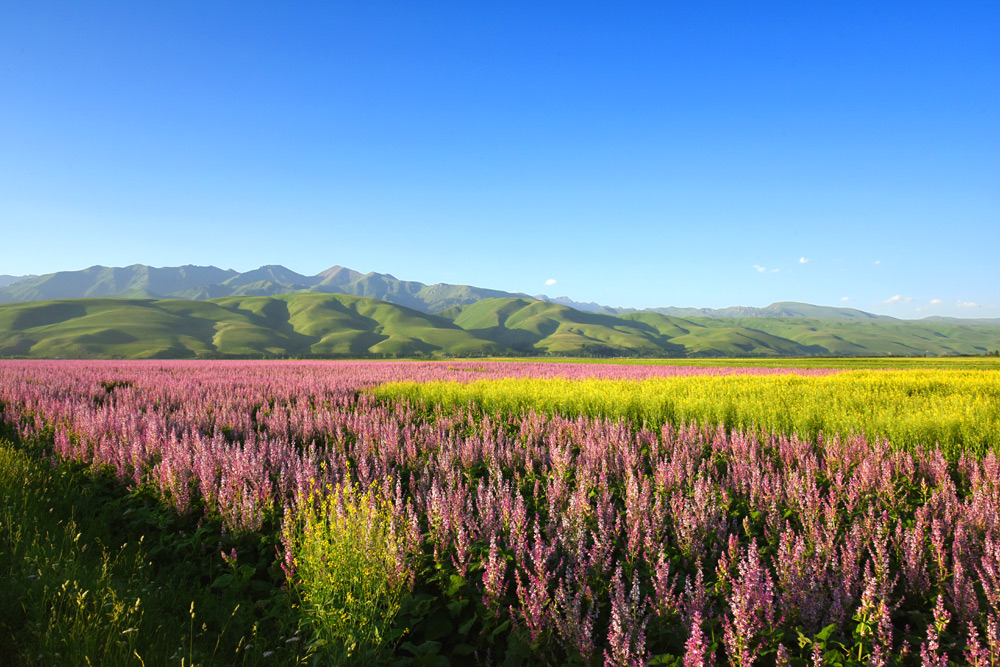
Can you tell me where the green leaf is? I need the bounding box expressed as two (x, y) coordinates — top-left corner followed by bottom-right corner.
(815, 623), (837, 641)
(401, 640), (443, 656)
(457, 616), (475, 636)
(504, 632), (533, 664)
(447, 598), (469, 617)
(452, 643), (476, 656)
(210, 573), (233, 589)
(422, 612), (454, 641)
(445, 574), (465, 597)
(418, 657), (449, 667)
(489, 619), (511, 641)
(823, 649), (845, 666)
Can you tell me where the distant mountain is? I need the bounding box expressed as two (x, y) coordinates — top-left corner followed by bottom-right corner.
(0, 263), (530, 313)
(589, 301), (894, 321)
(0, 265), (239, 301)
(534, 295), (608, 313)
(921, 316), (1000, 324)
(529, 296), (897, 321)
(315, 265), (364, 286)
(0, 264), (980, 327)
(0, 275), (31, 288)
(2, 294), (997, 359)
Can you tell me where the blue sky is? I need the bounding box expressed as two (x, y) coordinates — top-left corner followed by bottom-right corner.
(2, 2), (997, 318)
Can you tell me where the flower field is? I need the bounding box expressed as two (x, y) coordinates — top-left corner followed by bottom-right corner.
(374, 370), (1000, 457)
(1, 359), (999, 665)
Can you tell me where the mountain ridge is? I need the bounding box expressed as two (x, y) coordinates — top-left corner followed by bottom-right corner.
(0, 275), (32, 288)
(0, 263), (534, 314)
(0, 263), (975, 323)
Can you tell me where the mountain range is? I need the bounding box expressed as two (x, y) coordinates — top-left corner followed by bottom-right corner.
(0, 264), (530, 314)
(0, 263), (938, 321)
(0, 275), (31, 289)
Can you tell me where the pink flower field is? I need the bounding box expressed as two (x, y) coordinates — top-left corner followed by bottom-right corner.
(0, 359), (996, 665)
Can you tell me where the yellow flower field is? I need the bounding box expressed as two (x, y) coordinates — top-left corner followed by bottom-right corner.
(373, 370), (1000, 456)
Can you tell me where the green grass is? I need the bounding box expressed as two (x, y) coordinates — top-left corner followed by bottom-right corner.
(1, 294), (998, 359)
(481, 355), (1000, 370)
(0, 437), (308, 666)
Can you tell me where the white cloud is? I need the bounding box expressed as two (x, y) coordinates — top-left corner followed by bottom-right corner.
(874, 260), (881, 265)
(930, 299), (942, 305)
(799, 257), (809, 264)
(545, 278), (557, 286)
(840, 297), (850, 302)
(882, 295), (913, 304)
(958, 300), (980, 308)
(753, 265), (767, 273)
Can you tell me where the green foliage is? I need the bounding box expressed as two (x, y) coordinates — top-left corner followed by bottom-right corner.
(283, 481), (410, 664)
(0, 438), (308, 665)
(0, 444), (145, 664)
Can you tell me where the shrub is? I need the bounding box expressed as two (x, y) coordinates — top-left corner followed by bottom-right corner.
(283, 480), (410, 664)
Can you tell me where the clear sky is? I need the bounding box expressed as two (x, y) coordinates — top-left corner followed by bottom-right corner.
(2, 2), (997, 318)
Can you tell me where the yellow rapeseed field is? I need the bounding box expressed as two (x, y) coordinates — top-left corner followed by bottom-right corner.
(373, 370), (1000, 456)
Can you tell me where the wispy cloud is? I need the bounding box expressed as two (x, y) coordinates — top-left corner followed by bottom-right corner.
(958, 300), (980, 308)
(545, 278), (557, 286)
(874, 260), (881, 265)
(930, 299), (942, 305)
(799, 257), (809, 264)
(752, 265), (779, 273)
(882, 294), (912, 304)
(840, 296), (850, 302)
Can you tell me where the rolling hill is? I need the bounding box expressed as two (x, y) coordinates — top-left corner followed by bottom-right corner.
(1, 294), (997, 359)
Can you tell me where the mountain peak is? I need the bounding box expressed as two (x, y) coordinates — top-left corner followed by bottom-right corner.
(316, 265), (363, 287)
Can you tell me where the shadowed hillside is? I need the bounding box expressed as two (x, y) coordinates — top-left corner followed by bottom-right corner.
(1, 295), (998, 359)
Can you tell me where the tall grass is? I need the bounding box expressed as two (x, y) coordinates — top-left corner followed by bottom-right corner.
(0, 438), (307, 665)
(0, 441), (147, 664)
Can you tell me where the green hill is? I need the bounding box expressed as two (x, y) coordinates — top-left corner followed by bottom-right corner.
(440, 298), (677, 356)
(0, 294), (498, 359)
(1, 294), (997, 359)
